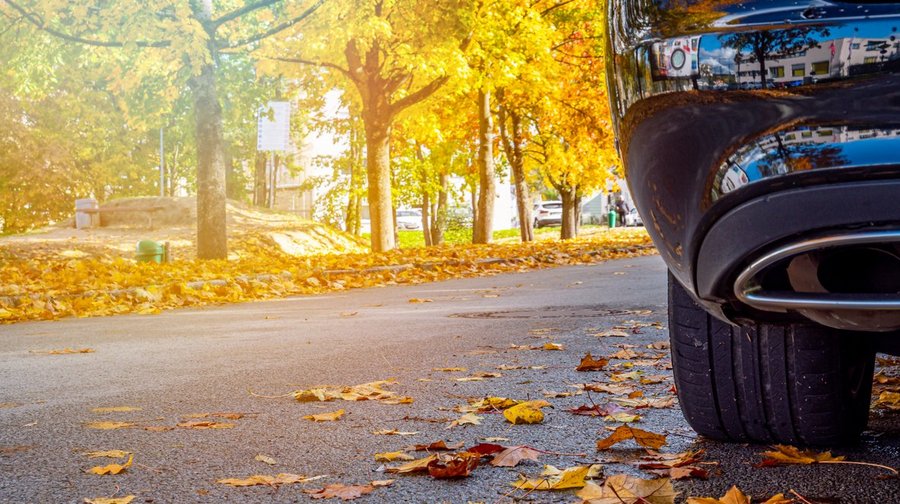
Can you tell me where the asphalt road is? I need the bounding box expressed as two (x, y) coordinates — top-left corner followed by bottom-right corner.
(1, 255), (897, 503)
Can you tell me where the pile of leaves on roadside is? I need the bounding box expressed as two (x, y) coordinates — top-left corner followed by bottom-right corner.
(0, 228), (653, 323)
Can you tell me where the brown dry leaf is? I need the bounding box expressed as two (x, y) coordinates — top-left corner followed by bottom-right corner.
(306, 483), (375, 500)
(638, 450), (704, 469)
(491, 445), (541, 467)
(413, 440), (464, 451)
(597, 425), (667, 450)
(218, 473), (321, 487)
(254, 454), (277, 465)
(544, 390), (582, 398)
(576, 353), (608, 372)
(640, 374), (669, 385)
(84, 450), (131, 459)
(542, 342), (564, 351)
(372, 429), (419, 436)
(611, 349), (639, 360)
(185, 412), (244, 420)
(385, 454), (438, 474)
(91, 406), (141, 414)
(873, 391), (900, 410)
(177, 420), (235, 429)
(88, 455), (133, 476)
(467, 443), (505, 457)
(142, 425), (175, 432)
(427, 452), (479, 479)
(758, 445), (845, 466)
(446, 413), (482, 429)
(371, 479), (395, 487)
(610, 371), (641, 382)
(34, 348), (95, 355)
(374, 451), (415, 462)
(512, 465), (590, 490)
(604, 412), (642, 423)
(578, 475), (676, 504)
(294, 380), (412, 405)
(647, 341), (670, 350)
(686, 486), (764, 504)
(503, 400), (550, 425)
(664, 466), (710, 480)
(581, 383), (636, 395)
(85, 421), (134, 430)
(408, 298), (433, 303)
(303, 409), (345, 422)
(433, 367), (467, 372)
(83, 496), (135, 504)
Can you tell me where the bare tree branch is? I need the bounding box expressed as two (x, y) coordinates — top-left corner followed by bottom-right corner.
(223, 0), (326, 49)
(267, 55), (355, 81)
(2, 0), (170, 47)
(212, 0), (280, 29)
(389, 75), (449, 115)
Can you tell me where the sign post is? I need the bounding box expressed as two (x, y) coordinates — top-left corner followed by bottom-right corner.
(257, 101), (291, 208)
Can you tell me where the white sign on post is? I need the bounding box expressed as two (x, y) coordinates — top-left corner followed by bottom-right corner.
(257, 101), (291, 152)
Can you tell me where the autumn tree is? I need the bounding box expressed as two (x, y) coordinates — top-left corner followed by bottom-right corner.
(1, 0), (326, 259)
(260, 0), (472, 252)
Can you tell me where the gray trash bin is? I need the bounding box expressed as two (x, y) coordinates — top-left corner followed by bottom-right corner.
(75, 198), (99, 229)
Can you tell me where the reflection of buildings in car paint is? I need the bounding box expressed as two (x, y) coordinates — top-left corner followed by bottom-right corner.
(712, 126), (900, 200)
(732, 36), (900, 86)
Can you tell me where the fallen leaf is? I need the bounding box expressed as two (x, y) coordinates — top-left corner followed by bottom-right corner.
(84, 421), (134, 430)
(413, 440), (465, 451)
(454, 376), (484, 382)
(306, 483), (375, 500)
(142, 426), (174, 432)
(874, 391), (900, 410)
(576, 353), (609, 371)
(577, 475), (676, 503)
(255, 454), (277, 465)
(374, 451), (415, 462)
(592, 330), (628, 338)
(88, 455), (133, 476)
(83, 496), (135, 504)
(433, 367), (467, 372)
(427, 452), (479, 479)
(597, 425), (667, 450)
(647, 341), (670, 350)
(544, 390), (582, 398)
(604, 412), (642, 423)
(185, 412), (244, 420)
(491, 445), (542, 467)
(0, 445), (32, 456)
(371, 479), (394, 487)
(542, 342), (564, 351)
(512, 465), (590, 490)
(385, 454), (438, 474)
(372, 429), (419, 436)
(610, 371), (641, 382)
(408, 298), (433, 303)
(33, 348), (94, 355)
(685, 486), (757, 504)
(303, 409), (345, 422)
(580, 383), (637, 395)
(294, 380), (412, 405)
(446, 413), (482, 429)
(91, 406), (141, 414)
(177, 420), (235, 429)
(84, 450), (131, 459)
(217, 473), (322, 487)
(503, 401), (549, 425)
(758, 444), (845, 466)
(467, 443), (505, 457)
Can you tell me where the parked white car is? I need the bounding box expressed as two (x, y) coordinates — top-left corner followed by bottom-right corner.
(533, 201), (562, 228)
(396, 209), (423, 230)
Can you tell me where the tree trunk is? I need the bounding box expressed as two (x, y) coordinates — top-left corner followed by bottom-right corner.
(498, 103), (533, 243)
(431, 173), (448, 245)
(574, 193), (583, 235)
(191, 0), (227, 260)
(253, 151), (266, 206)
(473, 89), (495, 244)
(421, 189), (432, 246)
(559, 186), (578, 240)
(363, 120), (395, 252)
(756, 48), (768, 87)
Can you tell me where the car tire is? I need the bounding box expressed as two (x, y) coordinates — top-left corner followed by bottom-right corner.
(534, 219), (541, 229)
(668, 273), (875, 445)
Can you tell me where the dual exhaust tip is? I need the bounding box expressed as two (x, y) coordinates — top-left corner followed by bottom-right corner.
(734, 231), (900, 331)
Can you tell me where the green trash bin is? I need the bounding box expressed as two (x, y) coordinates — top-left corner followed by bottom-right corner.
(136, 240), (164, 264)
(607, 210), (617, 228)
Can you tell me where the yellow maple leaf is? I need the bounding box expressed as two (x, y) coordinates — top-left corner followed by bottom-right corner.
(578, 475), (677, 503)
(385, 454), (438, 474)
(446, 413), (482, 428)
(503, 401), (549, 425)
(83, 496), (135, 504)
(85, 421), (134, 430)
(374, 451), (415, 462)
(512, 465), (590, 490)
(760, 445), (845, 465)
(303, 409), (345, 422)
(542, 342), (564, 351)
(91, 406), (141, 413)
(88, 454), (133, 476)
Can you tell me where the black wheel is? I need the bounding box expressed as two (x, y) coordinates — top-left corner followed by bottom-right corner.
(668, 274), (875, 445)
(533, 219), (541, 229)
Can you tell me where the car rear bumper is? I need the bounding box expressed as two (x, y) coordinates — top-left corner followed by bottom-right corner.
(606, 0), (900, 330)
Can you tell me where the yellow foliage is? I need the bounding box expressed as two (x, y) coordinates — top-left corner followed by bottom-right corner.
(88, 454), (133, 476)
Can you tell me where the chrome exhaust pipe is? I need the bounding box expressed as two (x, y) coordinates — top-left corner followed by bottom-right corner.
(733, 230), (900, 331)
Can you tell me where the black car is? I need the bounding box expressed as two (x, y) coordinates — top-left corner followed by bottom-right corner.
(606, 0), (900, 445)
